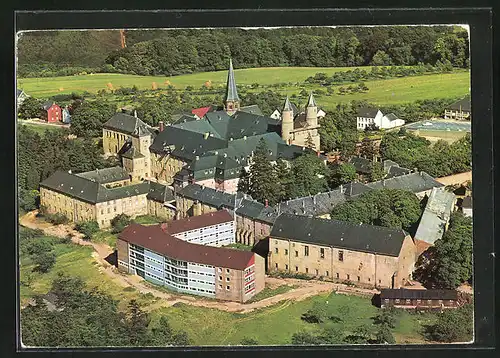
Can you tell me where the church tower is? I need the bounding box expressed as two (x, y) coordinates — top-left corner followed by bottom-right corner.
(281, 96), (294, 144)
(306, 91), (318, 128)
(224, 59), (240, 114)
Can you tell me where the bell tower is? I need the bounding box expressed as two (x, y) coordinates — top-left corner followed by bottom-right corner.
(224, 58), (240, 114)
(306, 91), (318, 128)
(281, 96), (294, 144)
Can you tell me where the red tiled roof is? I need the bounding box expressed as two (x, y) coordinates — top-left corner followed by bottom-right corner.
(119, 223), (252, 270)
(161, 210), (233, 234)
(192, 106), (212, 118)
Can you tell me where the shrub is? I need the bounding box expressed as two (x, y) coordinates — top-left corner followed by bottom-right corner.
(32, 250), (57, 273)
(110, 214), (131, 233)
(75, 221), (100, 240)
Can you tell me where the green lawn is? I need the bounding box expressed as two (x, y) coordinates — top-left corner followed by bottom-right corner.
(19, 241), (156, 310)
(17, 121), (67, 136)
(91, 230), (118, 248)
(246, 284), (296, 303)
(17, 68), (470, 109)
(150, 292), (434, 345)
(133, 215), (163, 225)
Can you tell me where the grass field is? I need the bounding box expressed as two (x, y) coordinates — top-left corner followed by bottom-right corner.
(17, 121), (66, 136)
(17, 68), (470, 108)
(20, 238), (436, 346)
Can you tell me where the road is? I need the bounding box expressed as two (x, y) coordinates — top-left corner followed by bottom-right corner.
(19, 210), (380, 313)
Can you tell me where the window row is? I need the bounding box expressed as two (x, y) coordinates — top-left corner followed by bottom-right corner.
(218, 284), (231, 291)
(274, 246), (343, 261)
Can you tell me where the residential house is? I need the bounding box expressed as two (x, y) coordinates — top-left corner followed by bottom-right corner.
(62, 106), (71, 124)
(117, 221), (265, 302)
(41, 101), (62, 123)
(17, 89), (29, 109)
(444, 97), (471, 120)
(267, 213), (416, 288)
(379, 288), (459, 309)
(356, 107), (405, 130)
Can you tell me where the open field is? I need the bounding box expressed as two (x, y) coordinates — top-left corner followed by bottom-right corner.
(17, 68), (470, 108)
(17, 121), (67, 136)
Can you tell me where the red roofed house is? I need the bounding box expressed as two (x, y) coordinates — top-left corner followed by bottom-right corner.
(191, 106), (212, 119)
(42, 101), (62, 123)
(117, 211), (265, 302)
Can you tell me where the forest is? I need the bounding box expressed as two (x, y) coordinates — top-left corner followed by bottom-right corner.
(17, 26), (469, 77)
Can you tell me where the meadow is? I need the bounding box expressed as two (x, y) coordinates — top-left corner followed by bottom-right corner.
(17, 68), (470, 108)
(19, 238), (437, 346)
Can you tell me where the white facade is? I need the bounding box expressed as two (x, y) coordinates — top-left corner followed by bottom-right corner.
(270, 109), (281, 120)
(317, 109), (327, 118)
(463, 207), (472, 217)
(357, 110), (405, 130)
(172, 221), (235, 247)
(127, 243), (217, 298)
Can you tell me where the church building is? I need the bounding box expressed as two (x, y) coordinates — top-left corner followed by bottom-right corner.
(102, 59), (322, 193)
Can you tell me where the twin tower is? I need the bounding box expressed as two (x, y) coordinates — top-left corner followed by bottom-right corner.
(223, 58), (321, 150)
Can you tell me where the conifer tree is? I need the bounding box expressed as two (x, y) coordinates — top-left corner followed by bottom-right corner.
(237, 167), (251, 194)
(274, 159), (295, 202)
(248, 139), (279, 205)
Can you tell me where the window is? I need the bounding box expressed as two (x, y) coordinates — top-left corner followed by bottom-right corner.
(395, 299), (400, 303)
(427, 299), (432, 305)
(284, 249), (288, 256)
(219, 276), (222, 281)
(416, 299), (421, 304)
(379, 280), (382, 284)
(226, 285), (230, 290)
(295, 266), (299, 272)
(406, 299), (411, 304)
(368, 278), (371, 282)
(304, 246), (309, 256)
(226, 277), (230, 282)
(295, 251), (298, 257)
(275, 263), (278, 269)
(315, 269), (319, 275)
(336, 273), (339, 279)
(357, 276), (360, 282)
(338, 250), (344, 262)
(305, 268), (309, 274)
(320, 248), (325, 259)
(285, 264), (288, 270)
(346, 274), (350, 280)
(226, 269), (230, 274)
(326, 271), (329, 277)
(275, 248), (279, 254)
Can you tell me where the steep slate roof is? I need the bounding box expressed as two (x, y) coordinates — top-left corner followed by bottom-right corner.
(75, 166), (129, 184)
(122, 146), (145, 159)
(339, 181), (373, 198)
(307, 92), (317, 107)
(462, 196), (472, 208)
(448, 97), (471, 112)
(103, 113), (153, 136)
(240, 105), (263, 116)
(270, 213), (408, 257)
(357, 107), (379, 118)
(277, 189), (346, 217)
(120, 223), (253, 270)
(40, 170), (149, 204)
(380, 288), (458, 300)
(235, 199), (266, 219)
(161, 210), (233, 234)
(224, 59), (240, 102)
(349, 156), (373, 174)
(172, 113), (198, 125)
(414, 188), (456, 245)
(366, 172), (444, 193)
(172, 119), (224, 139)
(386, 166), (412, 179)
(147, 181), (175, 203)
(283, 96), (293, 112)
(384, 113), (398, 121)
(42, 101), (56, 111)
(177, 183), (237, 209)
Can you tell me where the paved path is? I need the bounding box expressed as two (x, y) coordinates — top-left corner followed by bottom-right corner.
(19, 211), (380, 313)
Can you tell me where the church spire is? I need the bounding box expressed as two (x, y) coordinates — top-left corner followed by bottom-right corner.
(225, 59), (240, 102)
(283, 96), (292, 112)
(306, 91), (317, 107)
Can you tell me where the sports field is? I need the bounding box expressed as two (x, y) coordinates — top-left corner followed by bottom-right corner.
(17, 68), (470, 108)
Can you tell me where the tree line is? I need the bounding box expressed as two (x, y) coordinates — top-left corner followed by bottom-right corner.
(380, 131), (472, 177)
(17, 26), (469, 78)
(21, 273), (190, 347)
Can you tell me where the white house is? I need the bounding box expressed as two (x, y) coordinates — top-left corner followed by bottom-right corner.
(356, 107), (405, 130)
(271, 103), (326, 121)
(270, 109), (281, 120)
(17, 89), (29, 109)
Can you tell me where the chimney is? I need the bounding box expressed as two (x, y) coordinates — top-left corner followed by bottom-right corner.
(204, 132), (209, 140)
(159, 121), (164, 132)
(265, 199), (269, 208)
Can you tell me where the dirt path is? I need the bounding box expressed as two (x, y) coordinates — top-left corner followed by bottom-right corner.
(19, 211), (379, 313)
